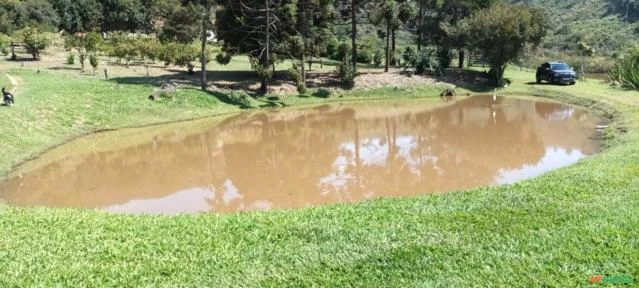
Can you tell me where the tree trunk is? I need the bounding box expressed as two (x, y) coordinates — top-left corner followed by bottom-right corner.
(261, 0), (270, 93)
(458, 50), (465, 69)
(300, 0), (307, 85)
(351, 0), (357, 71)
(385, 21), (390, 72)
(417, 0), (423, 51)
(391, 29), (396, 66)
(80, 54), (85, 72)
(200, 4), (210, 91)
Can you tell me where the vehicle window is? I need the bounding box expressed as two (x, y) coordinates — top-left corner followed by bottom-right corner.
(551, 63), (570, 70)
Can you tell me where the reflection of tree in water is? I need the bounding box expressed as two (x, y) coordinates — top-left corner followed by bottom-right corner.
(0, 97), (599, 214)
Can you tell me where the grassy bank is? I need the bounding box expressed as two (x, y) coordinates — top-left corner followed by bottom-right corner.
(0, 67), (638, 287)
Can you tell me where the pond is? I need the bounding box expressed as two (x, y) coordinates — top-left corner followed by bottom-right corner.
(0, 96), (603, 215)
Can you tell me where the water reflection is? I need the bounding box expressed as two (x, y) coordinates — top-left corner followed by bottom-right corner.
(0, 96), (602, 214)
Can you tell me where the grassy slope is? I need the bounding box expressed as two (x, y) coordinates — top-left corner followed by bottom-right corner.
(0, 69), (638, 287)
(511, 0), (639, 55)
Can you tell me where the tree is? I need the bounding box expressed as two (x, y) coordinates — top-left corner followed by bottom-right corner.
(105, 33), (138, 67)
(51, 0), (102, 33)
(456, 2), (547, 85)
(421, 0), (494, 68)
(368, 0), (398, 72)
(197, 0), (215, 91)
(216, 0), (295, 93)
(0, 33), (10, 56)
(158, 42), (200, 73)
(65, 32), (102, 72)
(100, 0), (144, 32)
(161, 0), (214, 91)
(22, 27), (49, 60)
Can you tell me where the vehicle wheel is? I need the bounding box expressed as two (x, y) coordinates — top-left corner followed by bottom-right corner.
(548, 77), (554, 85)
(536, 77), (541, 84)
(570, 81), (576, 85)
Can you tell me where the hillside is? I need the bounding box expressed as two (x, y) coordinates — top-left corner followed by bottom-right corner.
(511, 0), (639, 55)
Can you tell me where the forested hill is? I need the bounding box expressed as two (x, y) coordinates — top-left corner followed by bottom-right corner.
(510, 0), (639, 55)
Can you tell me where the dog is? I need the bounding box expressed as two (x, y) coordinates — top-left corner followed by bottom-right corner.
(2, 87), (14, 106)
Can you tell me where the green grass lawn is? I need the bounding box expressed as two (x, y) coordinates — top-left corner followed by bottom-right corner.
(0, 67), (638, 287)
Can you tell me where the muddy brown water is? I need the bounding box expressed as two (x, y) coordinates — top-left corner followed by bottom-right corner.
(0, 96), (603, 215)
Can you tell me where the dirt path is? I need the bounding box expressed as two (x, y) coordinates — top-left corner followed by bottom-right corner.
(5, 73), (19, 93)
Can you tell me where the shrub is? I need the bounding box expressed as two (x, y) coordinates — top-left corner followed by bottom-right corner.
(609, 48), (639, 90)
(137, 38), (161, 63)
(313, 88), (332, 98)
(356, 49), (372, 64)
(373, 50), (383, 67)
(215, 53), (232, 65)
(413, 48), (439, 75)
(437, 48), (452, 68)
(325, 36), (339, 58)
(402, 46), (417, 68)
(66, 53), (75, 65)
(23, 27), (49, 60)
(287, 67), (302, 85)
(338, 57), (356, 88)
(0, 34), (11, 56)
(296, 83), (308, 94)
(331, 42), (351, 61)
(89, 54), (99, 75)
(158, 43), (199, 72)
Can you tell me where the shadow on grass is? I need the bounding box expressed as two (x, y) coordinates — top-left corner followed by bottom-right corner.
(438, 69), (494, 93)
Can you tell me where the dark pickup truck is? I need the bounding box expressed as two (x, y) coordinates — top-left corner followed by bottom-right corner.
(536, 61), (577, 85)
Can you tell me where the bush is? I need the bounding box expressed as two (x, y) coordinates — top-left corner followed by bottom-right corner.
(89, 54), (99, 74)
(402, 46), (417, 68)
(413, 48), (439, 75)
(296, 83), (308, 94)
(313, 88), (332, 98)
(137, 38), (161, 63)
(22, 27), (49, 60)
(356, 49), (372, 64)
(66, 53), (75, 65)
(325, 36), (339, 58)
(215, 53), (232, 65)
(0, 34), (11, 56)
(331, 42), (351, 61)
(609, 48), (639, 90)
(158, 43), (199, 70)
(287, 67), (302, 85)
(373, 50), (383, 67)
(338, 57), (356, 88)
(437, 48), (452, 68)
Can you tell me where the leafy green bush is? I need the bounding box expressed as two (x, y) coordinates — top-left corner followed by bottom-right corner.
(338, 57), (356, 88)
(609, 48), (639, 90)
(402, 46), (417, 68)
(66, 53), (75, 65)
(105, 34), (138, 67)
(287, 67), (302, 85)
(89, 54), (99, 74)
(137, 38), (161, 63)
(215, 53), (232, 65)
(331, 42), (351, 61)
(373, 50), (383, 67)
(436, 48), (452, 68)
(22, 27), (49, 60)
(296, 83), (308, 94)
(413, 48), (439, 75)
(0, 34), (10, 56)
(356, 49), (372, 64)
(158, 43), (199, 73)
